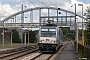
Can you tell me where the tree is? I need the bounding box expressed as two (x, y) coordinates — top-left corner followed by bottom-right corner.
(84, 6), (90, 46)
(29, 30), (37, 43)
(61, 27), (75, 41)
(12, 29), (21, 43)
(23, 30), (38, 43)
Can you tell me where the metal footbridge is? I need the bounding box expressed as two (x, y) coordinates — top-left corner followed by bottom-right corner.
(0, 7), (85, 28)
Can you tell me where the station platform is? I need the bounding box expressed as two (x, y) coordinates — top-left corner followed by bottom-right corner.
(55, 41), (79, 60)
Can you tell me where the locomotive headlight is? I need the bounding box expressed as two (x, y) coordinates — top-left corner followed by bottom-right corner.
(51, 40), (56, 43)
(41, 40), (44, 43)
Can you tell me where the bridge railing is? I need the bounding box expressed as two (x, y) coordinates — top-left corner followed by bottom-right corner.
(74, 41), (90, 60)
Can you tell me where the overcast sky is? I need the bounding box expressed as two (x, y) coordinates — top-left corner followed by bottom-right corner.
(0, 0), (90, 21)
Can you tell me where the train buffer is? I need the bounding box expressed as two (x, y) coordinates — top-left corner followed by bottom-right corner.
(55, 41), (79, 60)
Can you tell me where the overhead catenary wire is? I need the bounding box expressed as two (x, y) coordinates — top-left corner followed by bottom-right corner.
(48, 0), (57, 8)
(29, 0), (37, 7)
(40, 0), (48, 7)
(37, 0), (54, 15)
(47, 0), (58, 16)
(29, 0), (47, 16)
(47, 0), (61, 16)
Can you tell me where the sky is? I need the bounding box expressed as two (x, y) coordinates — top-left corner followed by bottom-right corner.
(0, 0), (90, 22)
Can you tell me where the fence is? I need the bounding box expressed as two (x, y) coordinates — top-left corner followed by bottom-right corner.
(74, 41), (90, 60)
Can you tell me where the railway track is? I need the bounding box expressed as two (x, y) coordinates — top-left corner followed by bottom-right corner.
(30, 43), (66, 60)
(0, 42), (66, 60)
(14, 51), (54, 60)
(0, 45), (38, 60)
(29, 45), (66, 60)
(31, 53), (53, 60)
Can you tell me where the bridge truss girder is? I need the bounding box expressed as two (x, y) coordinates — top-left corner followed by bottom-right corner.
(0, 7), (84, 28)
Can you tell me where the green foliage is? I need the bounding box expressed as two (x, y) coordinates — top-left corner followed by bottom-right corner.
(85, 30), (90, 46)
(85, 7), (90, 21)
(23, 30), (38, 43)
(12, 29), (21, 43)
(85, 6), (90, 46)
(28, 30), (37, 43)
(61, 28), (75, 41)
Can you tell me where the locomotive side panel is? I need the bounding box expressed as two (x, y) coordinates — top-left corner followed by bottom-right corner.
(59, 28), (63, 46)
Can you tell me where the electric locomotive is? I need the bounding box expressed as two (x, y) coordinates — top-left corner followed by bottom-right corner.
(38, 24), (63, 52)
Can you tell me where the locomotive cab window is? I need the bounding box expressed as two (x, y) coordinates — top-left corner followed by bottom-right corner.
(41, 28), (56, 37)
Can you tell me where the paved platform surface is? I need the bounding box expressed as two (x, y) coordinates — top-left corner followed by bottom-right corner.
(55, 41), (79, 60)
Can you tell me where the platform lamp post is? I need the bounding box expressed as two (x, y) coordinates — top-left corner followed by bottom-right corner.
(76, 18), (79, 53)
(74, 4), (77, 41)
(71, 4), (78, 53)
(71, 3), (76, 40)
(78, 4), (84, 46)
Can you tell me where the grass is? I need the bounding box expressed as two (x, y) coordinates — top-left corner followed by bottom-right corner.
(74, 41), (87, 59)
(74, 41), (90, 60)
(0, 43), (34, 48)
(78, 51), (85, 58)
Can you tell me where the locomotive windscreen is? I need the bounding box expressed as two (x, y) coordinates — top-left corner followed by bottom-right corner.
(41, 28), (56, 37)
